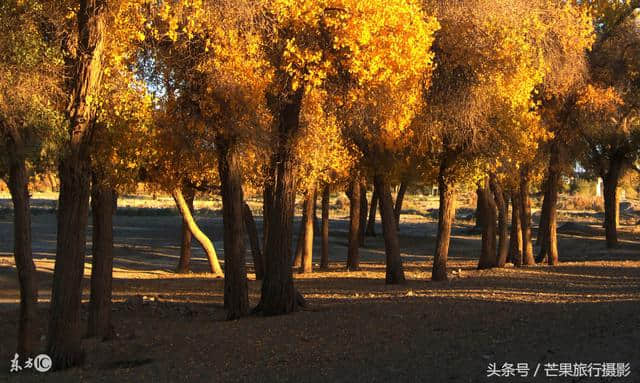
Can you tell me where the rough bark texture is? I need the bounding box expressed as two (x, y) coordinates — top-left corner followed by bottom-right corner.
(490, 178), (509, 267)
(394, 181), (407, 230)
(358, 182), (367, 246)
(536, 178), (550, 249)
(519, 170), (535, 265)
(48, 0), (106, 369)
(365, 185), (378, 236)
(217, 139), (249, 320)
(255, 91), (306, 315)
(87, 172), (114, 340)
(374, 175), (406, 284)
(538, 142), (561, 265)
(432, 162), (455, 281)
(176, 185), (195, 273)
(320, 185), (330, 270)
(477, 180), (497, 270)
(243, 202), (264, 280)
(346, 181), (361, 271)
(5, 137), (38, 355)
(475, 185), (484, 228)
(172, 188), (223, 276)
(603, 154), (623, 249)
(300, 188), (316, 273)
(292, 197), (307, 269)
(509, 192), (523, 266)
(262, 180), (274, 252)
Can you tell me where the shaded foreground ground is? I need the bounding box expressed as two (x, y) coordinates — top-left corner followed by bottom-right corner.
(1, 195), (640, 382)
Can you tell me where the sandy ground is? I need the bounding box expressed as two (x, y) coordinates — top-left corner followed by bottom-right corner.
(0, 193), (639, 382)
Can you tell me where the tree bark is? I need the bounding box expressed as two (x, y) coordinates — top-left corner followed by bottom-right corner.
(262, 179), (274, 251)
(176, 185), (195, 273)
(217, 139), (249, 320)
(519, 169), (535, 265)
(365, 184), (378, 236)
(477, 179), (497, 270)
(475, 184), (484, 228)
(300, 187), (316, 273)
(509, 192), (523, 266)
(48, 0), (106, 369)
(347, 180), (361, 271)
(374, 174), (406, 284)
(243, 202), (264, 280)
(172, 188), (223, 276)
(320, 184), (330, 270)
(292, 196), (307, 269)
(87, 171), (114, 340)
(255, 90), (306, 315)
(538, 142), (561, 265)
(432, 161), (455, 281)
(490, 177), (509, 267)
(536, 178), (550, 249)
(394, 181), (407, 230)
(6, 137), (38, 355)
(358, 182), (367, 246)
(603, 154), (623, 248)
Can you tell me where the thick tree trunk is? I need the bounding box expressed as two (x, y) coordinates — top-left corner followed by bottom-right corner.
(603, 155), (623, 248)
(394, 181), (407, 230)
(432, 162), (455, 281)
(172, 188), (223, 276)
(217, 139), (249, 320)
(243, 202), (264, 280)
(365, 185), (378, 236)
(6, 142), (38, 355)
(374, 174), (406, 284)
(320, 185), (330, 270)
(300, 187), (316, 273)
(477, 179), (497, 270)
(509, 192), (523, 266)
(538, 143), (561, 265)
(48, 0), (106, 369)
(490, 178), (509, 267)
(536, 178), (550, 249)
(255, 91), (306, 315)
(358, 182), (367, 246)
(347, 181), (361, 271)
(262, 180), (274, 251)
(519, 169), (535, 265)
(176, 185), (195, 273)
(87, 172), (114, 340)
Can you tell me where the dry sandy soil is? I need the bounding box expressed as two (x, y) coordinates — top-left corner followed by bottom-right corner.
(0, 193), (639, 382)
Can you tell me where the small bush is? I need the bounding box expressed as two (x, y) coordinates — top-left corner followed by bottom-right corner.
(558, 195), (603, 212)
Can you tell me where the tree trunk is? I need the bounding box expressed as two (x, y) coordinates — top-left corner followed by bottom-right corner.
(176, 185), (195, 273)
(292, 196), (307, 269)
(394, 181), (407, 230)
(536, 178), (550, 249)
(358, 182), (367, 246)
(346, 180), (361, 270)
(300, 187), (316, 273)
(172, 188), (223, 276)
(48, 0), (106, 369)
(475, 184), (484, 228)
(538, 143), (561, 265)
(243, 202), (264, 280)
(603, 155), (623, 248)
(217, 139), (249, 320)
(509, 192), (523, 266)
(374, 174), (406, 284)
(519, 169), (535, 265)
(87, 172), (114, 340)
(320, 184), (330, 270)
(255, 90), (306, 315)
(262, 179), (274, 251)
(432, 161), (455, 281)
(6, 141), (38, 355)
(477, 179), (497, 270)
(490, 177), (509, 267)
(365, 185), (378, 236)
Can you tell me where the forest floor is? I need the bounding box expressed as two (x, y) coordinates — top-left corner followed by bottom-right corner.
(0, 193), (639, 382)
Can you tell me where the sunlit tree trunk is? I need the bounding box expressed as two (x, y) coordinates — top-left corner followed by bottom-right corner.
(538, 142), (561, 265)
(365, 184), (378, 236)
(477, 179), (497, 270)
(519, 169), (535, 265)
(172, 188), (223, 276)
(347, 180), (361, 271)
(320, 184), (330, 270)
(536, 178), (550, 250)
(603, 153), (623, 248)
(432, 159), (455, 281)
(176, 185), (195, 273)
(358, 182), (367, 246)
(48, 0), (106, 369)
(374, 174), (405, 284)
(292, 196), (307, 269)
(87, 171), (114, 340)
(243, 202), (264, 280)
(490, 177), (509, 267)
(394, 181), (407, 230)
(509, 192), (523, 266)
(300, 187), (316, 273)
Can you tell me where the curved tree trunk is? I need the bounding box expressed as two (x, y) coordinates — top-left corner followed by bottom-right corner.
(365, 185), (378, 236)
(374, 174), (406, 284)
(48, 0), (106, 369)
(358, 182), (367, 246)
(432, 161), (455, 281)
(538, 142), (561, 265)
(519, 169), (535, 265)
(87, 172), (114, 340)
(509, 192), (523, 266)
(320, 184), (330, 270)
(172, 188), (223, 276)
(347, 180), (361, 271)
(6, 139), (38, 355)
(176, 185), (195, 273)
(603, 154), (623, 248)
(477, 179), (497, 270)
(243, 202), (264, 280)
(217, 139), (249, 320)
(301, 187), (316, 273)
(255, 90), (306, 315)
(490, 177), (509, 267)
(394, 181), (407, 230)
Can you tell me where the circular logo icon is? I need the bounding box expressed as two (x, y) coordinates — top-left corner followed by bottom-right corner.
(34, 354), (52, 372)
